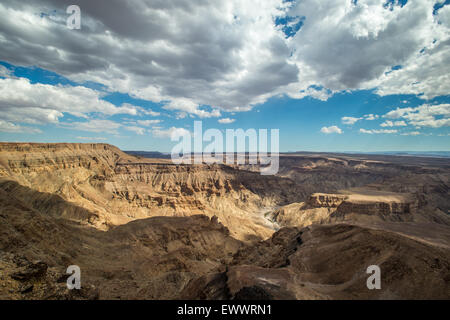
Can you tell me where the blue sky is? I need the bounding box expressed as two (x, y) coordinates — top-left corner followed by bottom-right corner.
(0, 0), (449, 152)
(1, 60), (448, 152)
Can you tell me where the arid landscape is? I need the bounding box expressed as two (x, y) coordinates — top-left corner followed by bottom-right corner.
(0, 142), (449, 300)
(1, 0), (450, 309)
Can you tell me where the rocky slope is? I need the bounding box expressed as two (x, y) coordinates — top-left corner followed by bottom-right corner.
(269, 187), (450, 229)
(0, 143), (449, 300)
(182, 224), (450, 300)
(0, 186), (241, 299)
(0, 143), (304, 240)
(270, 190), (449, 228)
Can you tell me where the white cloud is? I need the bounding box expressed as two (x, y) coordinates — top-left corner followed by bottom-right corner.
(359, 128), (397, 134)
(341, 114), (380, 125)
(163, 98), (221, 118)
(76, 136), (107, 141)
(341, 116), (361, 125)
(439, 3), (450, 25)
(394, 120), (407, 127)
(380, 120), (407, 127)
(0, 0), (299, 113)
(140, 109), (161, 117)
(384, 107), (415, 119)
(383, 103), (450, 128)
(137, 119), (162, 126)
(369, 4), (450, 100)
(0, 77), (138, 125)
(125, 126), (146, 135)
(123, 104), (161, 117)
(0, 119), (41, 133)
(412, 118), (450, 128)
(364, 114), (379, 120)
(284, 0), (450, 100)
(321, 125), (343, 134)
(218, 118), (235, 124)
(400, 131), (421, 136)
(66, 120), (152, 136)
(0, 65), (12, 78)
(62, 120), (122, 134)
(0, 107), (63, 125)
(152, 127), (191, 139)
(0, 0), (448, 123)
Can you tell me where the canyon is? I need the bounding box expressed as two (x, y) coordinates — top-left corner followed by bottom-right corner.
(0, 142), (449, 299)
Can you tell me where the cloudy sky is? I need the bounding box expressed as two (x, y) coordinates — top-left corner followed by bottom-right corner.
(0, 0), (449, 152)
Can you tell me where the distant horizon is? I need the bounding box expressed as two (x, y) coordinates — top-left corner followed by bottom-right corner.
(126, 149), (450, 158)
(125, 149), (450, 154)
(2, 140), (450, 155)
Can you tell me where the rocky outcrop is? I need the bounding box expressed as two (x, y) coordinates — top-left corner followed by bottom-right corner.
(268, 202), (331, 228)
(333, 200), (417, 219)
(0, 143), (128, 177)
(181, 224), (450, 300)
(0, 190), (242, 299)
(307, 193), (348, 207)
(270, 189), (450, 228)
(0, 143), (305, 240)
(11, 261), (48, 281)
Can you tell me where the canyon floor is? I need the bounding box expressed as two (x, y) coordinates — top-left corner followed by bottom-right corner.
(0, 143), (449, 300)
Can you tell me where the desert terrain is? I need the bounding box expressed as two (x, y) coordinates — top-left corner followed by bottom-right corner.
(0, 142), (449, 299)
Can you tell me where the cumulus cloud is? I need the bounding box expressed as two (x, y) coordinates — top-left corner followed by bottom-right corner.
(360, 128), (397, 134)
(125, 126), (146, 135)
(341, 116), (361, 125)
(163, 98), (221, 118)
(2, 0), (447, 113)
(0, 77), (138, 125)
(0, 0), (298, 113)
(400, 131), (421, 136)
(369, 3), (450, 99)
(0, 0), (449, 134)
(0, 65), (12, 78)
(152, 127), (191, 139)
(141, 109), (161, 117)
(62, 119), (122, 134)
(321, 126), (343, 134)
(0, 119), (41, 133)
(218, 118), (235, 124)
(383, 103), (450, 128)
(341, 114), (381, 125)
(364, 114), (380, 121)
(380, 120), (407, 127)
(76, 136), (107, 141)
(64, 120), (155, 136)
(384, 107), (414, 119)
(137, 119), (162, 126)
(285, 0), (450, 100)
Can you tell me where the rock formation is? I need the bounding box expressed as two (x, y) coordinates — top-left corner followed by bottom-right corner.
(270, 188), (450, 228)
(182, 224), (450, 299)
(0, 143), (449, 299)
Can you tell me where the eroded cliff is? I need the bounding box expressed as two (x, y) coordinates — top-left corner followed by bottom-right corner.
(1, 143), (449, 300)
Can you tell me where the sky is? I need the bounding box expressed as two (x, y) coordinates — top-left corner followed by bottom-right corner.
(0, 0), (449, 152)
